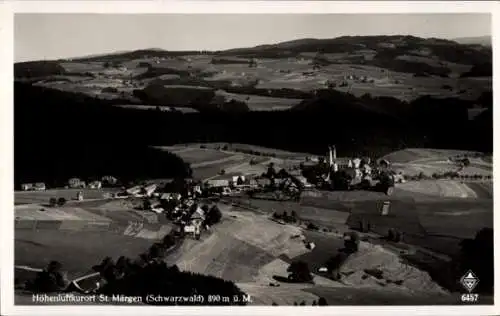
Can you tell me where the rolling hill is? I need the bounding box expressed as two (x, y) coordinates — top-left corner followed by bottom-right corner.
(14, 35), (493, 184)
(453, 36), (491, 47)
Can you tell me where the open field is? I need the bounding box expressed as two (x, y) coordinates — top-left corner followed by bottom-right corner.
(157, 145), (265, 180)
(191, 158), (254, 180)
(215, 90), (303, 111)
(392, 162), (492, 178)
(204, 143), (312, 159)
(230, 189), (492, 255)
(166, 204), (457, 304)
(15, 198), (173, 227)
(396, 180), (480, 199)
(382, 148), (492, 199)
(14, 196), (174, 291)
(166, 143), (310, 160)
(167, 147), (233, 165)
(466, 182), (494, 199)
(383, 148), (487, 164)
(15, 230), (152, 278)
(13, 187), (491, 305)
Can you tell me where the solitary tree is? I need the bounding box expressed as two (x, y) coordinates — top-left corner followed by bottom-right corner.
(205, 205), (222, 226)
(266, 163), (277, 178)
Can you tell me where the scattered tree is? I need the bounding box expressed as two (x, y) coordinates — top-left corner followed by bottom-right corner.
(143, 199), (152, 210)
(30, 261), (68, 293)
(287, 261), (313, 283)
(204, 205), (222, 226)
(307, 223), (319, 231)
(344, 231), (360, 253)
(57, 197), (66, 206)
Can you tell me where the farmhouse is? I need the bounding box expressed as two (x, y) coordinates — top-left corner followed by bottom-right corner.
(126, 185), (142, 196)
(232, 175), (246, 185)
(190, 207), (206, 225)
(142, 184), (158, 197)
(68, 178), (85, 189)
(20, 182), (46, 191)
(160, 192), (182, 201)
(101, 175), (118, 185)
(21, 183), (33, 191)
(206, 179), (230, 188)
(88, 181), (102, 189)
(34, 182), (46, 191)
(294, 175), (313, 188)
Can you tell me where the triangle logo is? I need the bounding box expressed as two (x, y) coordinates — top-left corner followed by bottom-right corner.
(460, 270), (479, 293)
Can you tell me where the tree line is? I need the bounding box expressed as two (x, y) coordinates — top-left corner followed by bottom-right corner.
(15, 82), (492, 185)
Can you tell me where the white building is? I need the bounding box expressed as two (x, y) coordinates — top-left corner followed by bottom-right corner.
(33, 182), (46, 191)
(232, 175), (246, 184)
(101, 176), (118, 185)
(88, 181), (102, 189)
(143, 184), (158, 197)
(21, 183), (33, 191)
(206, 179), (230, 188)
(126, 185), (142, 196)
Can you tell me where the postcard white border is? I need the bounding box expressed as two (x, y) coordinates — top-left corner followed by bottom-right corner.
(1, 1), (499, 315)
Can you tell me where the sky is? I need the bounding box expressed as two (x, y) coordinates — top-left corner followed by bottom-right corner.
(15, 13), (491, 62)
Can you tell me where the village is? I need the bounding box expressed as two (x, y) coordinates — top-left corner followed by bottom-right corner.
(14, 142), (494, 304)
(17, 145), (406, 241)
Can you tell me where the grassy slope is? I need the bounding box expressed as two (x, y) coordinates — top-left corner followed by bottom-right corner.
(15, 230), (152, 278)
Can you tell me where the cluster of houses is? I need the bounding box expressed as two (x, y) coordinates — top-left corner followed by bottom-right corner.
(20, 182), (46, 191)
(119, 181), (215, 240)
(204, 172), (311, 192)
(20, 176), (118, 192)
(163, 198), (207, 240)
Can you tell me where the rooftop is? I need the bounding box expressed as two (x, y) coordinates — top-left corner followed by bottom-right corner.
(209, 172), (245, 181)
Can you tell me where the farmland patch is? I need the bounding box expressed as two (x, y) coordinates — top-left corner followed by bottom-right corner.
(173, 148), (234, 165)
(15, 230), (152, 278)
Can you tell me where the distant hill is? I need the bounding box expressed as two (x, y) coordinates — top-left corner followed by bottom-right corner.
(22, 35), (491, 65)
(44, 35), (490, 80)
(216, 35), (491, 64)
(453, 36), (491, 47)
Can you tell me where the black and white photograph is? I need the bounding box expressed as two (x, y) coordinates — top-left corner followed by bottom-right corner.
(1, 2), (497, 315)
